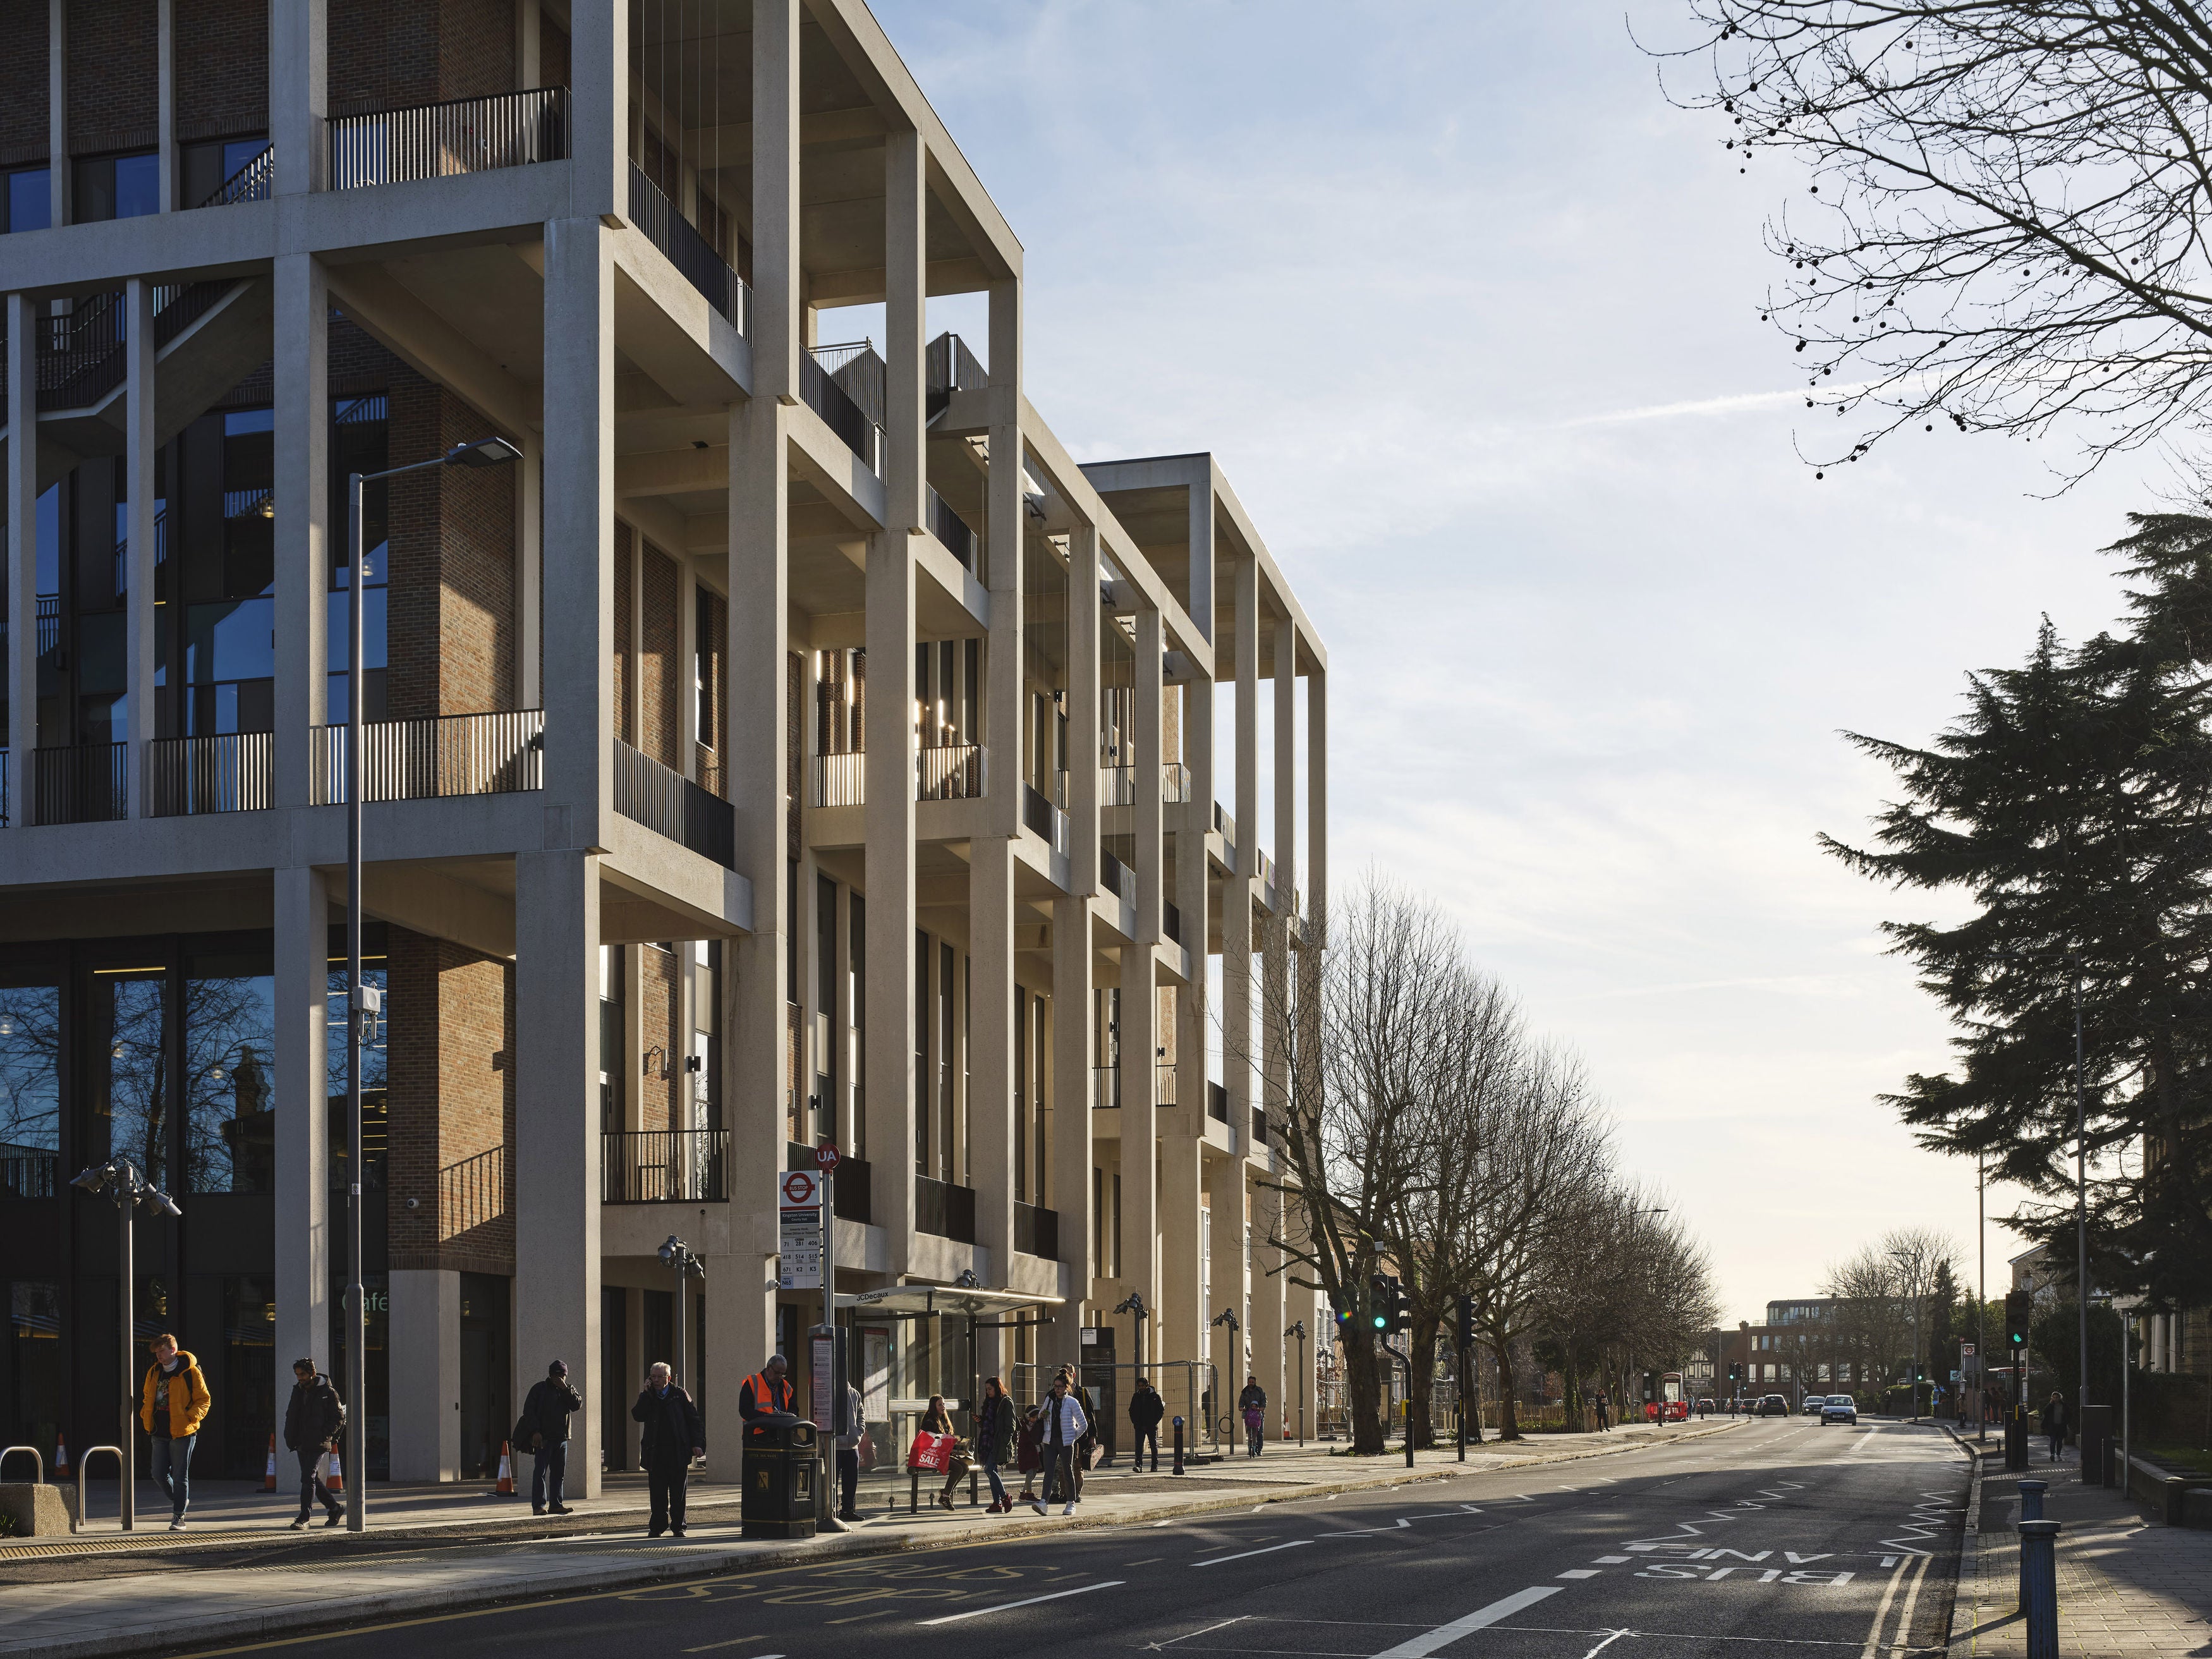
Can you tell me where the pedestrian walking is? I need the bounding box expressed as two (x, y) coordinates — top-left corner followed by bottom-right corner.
(920, 1394), (972, 1509)
(281, 1357), (344, 1530)
(739, 1353), (796, 1419)
(1595, 1391), (1611, 1431)
(139, 1334), (210, 1531)
(1030, 1375), (1089, 1517)
(633, 1361), (704, 1538)
(1127, 1375), (1164, 1473)
(835, 1380), (865, 1521)
(975, 1375), (1016, 1512)
(516, 1359), (583, 1516)
(1238, 1375), (1268, 1457)
(2041, 1390), (2069, 1464)
(1014, 1401), (1043, 1504)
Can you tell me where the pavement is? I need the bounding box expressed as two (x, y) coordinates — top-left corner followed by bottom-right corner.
(1947, 1433), (2212, 1657)
(23, 1413), (1983, 1659)
(0, 1416), (1746, 1658)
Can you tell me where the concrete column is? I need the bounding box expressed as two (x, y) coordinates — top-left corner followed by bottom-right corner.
(271, 255), (328, 808)
(833, 881), (856, 1153)
(517, 0), (542, 88)
(1135, 610), (1163, 942)
(1048, 897), (1092, 1375)
(268, 0), (325, 198)
(125, 281), (155, 812)
(157, 0), (175, 213)
(1249, 1179), (1285, 1443)
(885, 126), (925, 532)
(1174, 483), (1215, 1175)
(863, 516), (917, 1263)
(1067, 528), (1101, 894)
(727, 386), (788, 1352)
(678, 559), (698, 774)
(513, 849), (602, 1496)
(1120, 952), (1158, 1364)
(1158, 1136), (1202, 1374)
(517, 437), (542, 708)
(47, 0), (66, 226)
(568, 0), (623, 222)
(986, 277), (1024, 838)
(751, 0), (800, 402)
(971, 836), (1016, 1281)
(6, 293), (37, 827)
(1274, 617), (1297, 918)
(1222, 557), (1260, 1120)
(388, 1268), (459, 1481)
(273, 866), (329, 1454)
(542, 217), (613, 847)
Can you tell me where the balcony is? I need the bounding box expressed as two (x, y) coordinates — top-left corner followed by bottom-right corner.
(801, 343), (885, 474)
(31, 742), (126, 826)
(1014, 1201), (1060, 1261)
(328, 87), (569, 189)
(1155, 1063), (1179, 1107)
(628, 162), (750, 329)
(1023, 782), (1068, 854)
(1208, 1081), (1230, 1126)
(612, 739), (735, 869)
(917, 743), (985, 802)
(1093, 1065), (1119, 1110)
(831, 1153), (873, 1225)
(1102, 763), (1189, 808)
(312, 709), (544, 805)
(925, 331), (987, 418)
(438, 1145), (510, 1237)
(1164, 900), (1182, 945)
(146, 731), (274, 817)
(1100, 848), (1133, 902)
(603, 1129), (728, 1203)
(915, 1174), (976, 1244)
(928, 487), (976, 568)
(1, 1146), (57, 1200)
(1251, 1108), (1269, 1150)
(1213, 801), (1236, 856)
(1162, 762), (1191, 804)
(813, 751), (865, 808)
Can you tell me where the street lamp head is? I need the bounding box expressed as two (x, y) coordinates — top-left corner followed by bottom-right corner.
(443, 435), (521, 469)
(954, 1268), (981, 1289)
(70, 1164), (114, 1195)
(142, 1188), (182, 1218)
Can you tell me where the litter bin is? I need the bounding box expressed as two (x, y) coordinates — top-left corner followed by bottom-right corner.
(741, 1413), (818, 1540)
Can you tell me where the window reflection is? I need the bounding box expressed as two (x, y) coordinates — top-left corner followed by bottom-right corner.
(87, 972), (167, 1188)
(186, 952), (276, 1194)
(0, 981), (61, 1198)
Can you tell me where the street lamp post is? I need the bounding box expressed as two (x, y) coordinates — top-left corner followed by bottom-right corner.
(1891, 1246), (1923, 1422)
(1212, 1308), (1241, 1456)
(1288, 1320), (1307, 1447)
(658, 1235), (705, 1386)
(70, 1160), (181, 1533)
(341, 435), (517, 1532)
(1114, 1291), (1150, 1469)
(2070, 955), (2089, 1426)
(1977, 1155), (1988, 1443)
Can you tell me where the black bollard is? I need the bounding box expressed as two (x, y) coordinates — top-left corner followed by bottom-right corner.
(2019, 1519), (2060, 1657)
(1171, 1414), (1186, 1476)
(2019, 1478), (2047, 1521)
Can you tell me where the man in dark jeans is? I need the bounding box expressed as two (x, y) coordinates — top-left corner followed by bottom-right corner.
(517, 1359), (583, 1516)
(633, 1361), (705, 1537)
(281, 1358), (345, 1530)
(1127, 1376), (1164, 1473)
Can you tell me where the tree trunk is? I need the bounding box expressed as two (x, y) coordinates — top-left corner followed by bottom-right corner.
(1490, 1335), (1522, 1440)
(1406, 1318), (1440, 1449)
(1344, 1334), (1388, 1455)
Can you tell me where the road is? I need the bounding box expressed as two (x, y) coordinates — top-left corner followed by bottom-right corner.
(163, 1417), (1969, 1659)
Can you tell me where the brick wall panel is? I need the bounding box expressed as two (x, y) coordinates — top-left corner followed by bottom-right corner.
(433, 392), (516, 715)
(639, 946), (680, 1133)
(174, 0), (267, 141)
(440, 0), (514, 100)
(329, 0), (437, 113)
(542, 11), (568, 90)
(615, 522), (633, 744)
(641, 542), (679, 769)
(67, 0), (159, 156)
(0, 6), (49, 163)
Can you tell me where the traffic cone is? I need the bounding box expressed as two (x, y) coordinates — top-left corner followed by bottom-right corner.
(495, 1442), (514, 1495)
(52, 1435), (68, 1476)
(325, 1450), (344, 1492)
(264, 1434), (277, 1491)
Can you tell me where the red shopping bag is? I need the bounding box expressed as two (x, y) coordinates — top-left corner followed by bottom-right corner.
(907, 1430), (956, 1473)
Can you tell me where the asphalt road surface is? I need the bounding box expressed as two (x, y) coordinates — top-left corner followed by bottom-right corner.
(169, 1417), (1969, 1659)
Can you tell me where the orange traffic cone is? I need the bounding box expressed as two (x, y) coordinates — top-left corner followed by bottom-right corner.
(52, 1435), (69, 1476)
(325, 1450), (344, 1492)
(495, 1442), (514, 1495)
(264, 1433), (277, 1491)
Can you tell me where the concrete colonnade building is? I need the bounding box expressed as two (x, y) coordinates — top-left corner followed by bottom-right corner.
(0, 0), (1327, 1493)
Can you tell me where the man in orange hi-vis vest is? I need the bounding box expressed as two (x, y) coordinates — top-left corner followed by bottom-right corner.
(739, 1353), (795, 1420)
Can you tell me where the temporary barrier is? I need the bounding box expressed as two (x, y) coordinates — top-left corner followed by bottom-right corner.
(52, 1435), (69, 1476)
(495, 1442), (513, 1495)
(326, 1449), (344, 1492)
(263, 1434), (276, 1492)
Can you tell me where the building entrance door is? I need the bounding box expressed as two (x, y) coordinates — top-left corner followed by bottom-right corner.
(458, 1273), (509, 1481)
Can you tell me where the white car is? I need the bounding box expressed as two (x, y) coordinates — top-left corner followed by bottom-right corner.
(1820, 1396), (1859, 1426)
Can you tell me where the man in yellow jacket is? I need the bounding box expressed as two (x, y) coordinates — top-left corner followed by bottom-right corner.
(140, 1334), (211, 1531)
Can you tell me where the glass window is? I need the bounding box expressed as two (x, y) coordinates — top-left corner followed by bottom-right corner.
(0, 980), (62, 1197)
(327, 945), (389, 1195)
(85, 969), (169, 1189)
(220, 1277), (276, 1477)
(6, 167), (49, 233)
(72, 152), (159, 224)
(185, 949), (276, 1194)
(7, 1282), (64, 1470)
(329, 396), (390, 722)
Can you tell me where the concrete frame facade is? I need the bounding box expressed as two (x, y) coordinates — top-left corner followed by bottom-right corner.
(0, 0), (1328, 1490)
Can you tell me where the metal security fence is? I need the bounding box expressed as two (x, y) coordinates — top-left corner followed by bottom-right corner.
(602, 1129), (728, 1204)
(329, 87), (570, 189)
(311, 709), (544, 805)
(438, 1145), (509, 1238)
(917, 743), (985, 801)
(33, 742), (127, 825)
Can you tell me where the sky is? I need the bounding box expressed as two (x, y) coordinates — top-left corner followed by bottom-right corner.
(867, 0), (2160, 1325)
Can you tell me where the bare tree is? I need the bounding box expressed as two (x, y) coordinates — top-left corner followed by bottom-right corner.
(1655, 3), (2212, 479)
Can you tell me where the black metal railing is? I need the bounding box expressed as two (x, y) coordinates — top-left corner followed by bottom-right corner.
(800, 345), (884, 472)
(0, 750), (8, 827)
(813, 750), (865, 807)
(626, 162), (748, 329)
(915, 1174), (976, 1243)
(1208, 1081), (1229, 1125)
(612, 739), (736, 868)
(1100, 848), (1133, 902)
(0, 1150), (57, 1200)
(1164, 900), (1182, 944)
(1093, 1065), (1119, 1110)
(927, 487), (976, 568)
(602, 1128), (728, 1203)
(917, 743), (985, 801)
(1156, 1063), (1179, 1107)
(33, 281), (224, 412)
(145, 731), (274, 816)
(1023, 782), (1067, 854)
(813, 341), (887, 428)
(33, 742), (127, 825)
(1015, 1201), (1060, 1261)
(200, 143), (274, 207)
(312, 709), (544, 804)
(832, 1153), (872, 1225)
(439, 1144), (509, 1236)
(925, 331), (988, 408)
(1251, 1108), (1268, 1150)
(35, 594), (59, 657)
(1214, 801), (1236, 856)
(329, 86), (570, 189)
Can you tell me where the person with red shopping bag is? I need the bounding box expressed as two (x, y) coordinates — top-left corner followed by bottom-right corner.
(912, 1394), (970, 1509)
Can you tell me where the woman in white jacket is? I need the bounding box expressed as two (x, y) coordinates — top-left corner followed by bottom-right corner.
(1030, 1376), (1090, 1516)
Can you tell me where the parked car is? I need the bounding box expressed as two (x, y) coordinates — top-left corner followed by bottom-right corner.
(1754, 1394), (1789, 1417)
(1694, 1397), (1716, 1416)
(1820, 1396), (1859, 1426)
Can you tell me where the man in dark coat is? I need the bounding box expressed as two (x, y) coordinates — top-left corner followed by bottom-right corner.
(1127, 1376), (1165, 1473)
(281, 1358), (345, 1530)
(633, 1361), (705, 1536)
(517, 1359), (584, 1515)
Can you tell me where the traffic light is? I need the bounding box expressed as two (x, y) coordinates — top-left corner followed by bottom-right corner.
(1455, 1294), (1474, 1354)
(1366, 1274), (1406, 1334)
(2005, 1291), (2031, 1351)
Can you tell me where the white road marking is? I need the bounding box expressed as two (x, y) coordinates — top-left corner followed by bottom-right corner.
(1557, 1568), (1600, 1579)
(1193, 1540), (1313, 1566)
(1150, 1615), (1248, 1650)
(679, 1641), (769, 1655)
(1368, 1586), (1564, 1658)
(1579, 1634), (1634, 1658)
(1594, 1555), (1631, 1563)
(916, 1579), (1124, 1624)
(1856, 1559), (1910, 1659)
